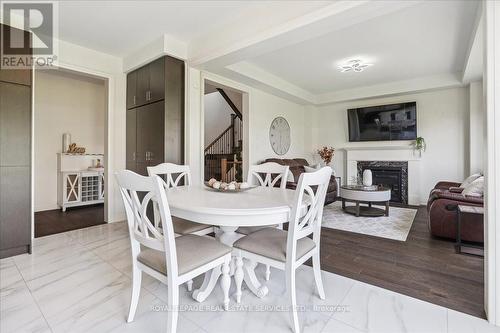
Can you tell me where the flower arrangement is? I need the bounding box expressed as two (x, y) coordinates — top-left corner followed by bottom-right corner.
(317, 146), (335, 165)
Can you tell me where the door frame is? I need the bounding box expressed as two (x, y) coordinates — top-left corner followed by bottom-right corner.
(200, 72), (250, 184)
(484, 0), (500, 325)
(32, 63), (114, 239)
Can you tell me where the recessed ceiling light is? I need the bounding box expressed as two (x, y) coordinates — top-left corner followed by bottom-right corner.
(338, 59), (373, 73)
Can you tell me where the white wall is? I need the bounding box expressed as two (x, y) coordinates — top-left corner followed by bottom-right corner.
(204, 92), (234, 147)
(248, 88), (308, 164)
(187, 68), (310, 184)
(34, 70), (105, 211)
(309, 87), (469, 203)
(469, 80), (485, 174)
(40, 39), (127, 223)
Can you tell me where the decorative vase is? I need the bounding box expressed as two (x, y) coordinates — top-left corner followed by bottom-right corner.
(363, 169), (372, 186)
(62, 133), (71, 153)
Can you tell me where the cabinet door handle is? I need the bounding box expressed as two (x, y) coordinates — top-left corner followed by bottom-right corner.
(133, 95), (136, 105)
(132, 152), (136, 161)
(146, 91), (150, 101)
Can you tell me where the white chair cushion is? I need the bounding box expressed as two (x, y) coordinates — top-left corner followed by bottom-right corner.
(172, 216), (213, 235)
(236, 225), (278, 235)
(462, 176), (484, 197)
(460, 173), (482, 188)
(137, 235), (231, 275)
(233, 228), (316, 262)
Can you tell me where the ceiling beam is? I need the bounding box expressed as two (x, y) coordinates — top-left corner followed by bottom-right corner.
(189, 1), (423, 70)
(462, 2), (484, 83)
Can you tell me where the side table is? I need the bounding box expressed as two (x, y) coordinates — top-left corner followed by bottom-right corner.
(456, 205), (484, 256)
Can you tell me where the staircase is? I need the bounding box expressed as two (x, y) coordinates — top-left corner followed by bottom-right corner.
(204, 89), (243, 182)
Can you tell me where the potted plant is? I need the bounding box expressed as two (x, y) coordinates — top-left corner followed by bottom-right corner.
(317, 146), (335, 166)
(414, 137), (426, 156)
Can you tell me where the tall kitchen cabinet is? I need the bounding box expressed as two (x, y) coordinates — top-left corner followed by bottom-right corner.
(0, 24), (32, 258)
(126, 56), (185, 175)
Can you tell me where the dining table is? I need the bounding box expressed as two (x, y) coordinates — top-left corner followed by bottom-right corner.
(166, 184), (303, 302)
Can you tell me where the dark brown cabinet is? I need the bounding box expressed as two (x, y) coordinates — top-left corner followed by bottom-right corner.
(126, 55), (184, 175)
(0, 24), (32, 259)
(126, 57), (167, 110)
(148, 57), (165, 103)
(126, 71), (137, 109)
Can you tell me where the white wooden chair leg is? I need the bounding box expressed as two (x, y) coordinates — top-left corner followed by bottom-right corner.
(220, 258), (231, 311)
(312, 252), (325, 299)
(265, 264), (271, 281)
(167, 284), (179, 333)
(186, 279), (193, 292)
(287, 268), (300, 333)
(127, 265), (142, 323)
(234, 255), (244, 303)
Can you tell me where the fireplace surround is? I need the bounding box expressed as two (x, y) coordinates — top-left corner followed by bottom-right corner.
(357, 161), (409, 204)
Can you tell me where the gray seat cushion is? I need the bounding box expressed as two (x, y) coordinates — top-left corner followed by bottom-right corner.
(172, 216), (213, 235)
(137, 235), (231, 275)
(233, 228), (316, 262)
(236, 225), (278, 235)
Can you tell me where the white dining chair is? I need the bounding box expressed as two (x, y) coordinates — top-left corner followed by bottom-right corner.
(115, 170), (232, 333)
(233, 167), (331, 333)
(147, 163), (215, 237)
(237, 161), (290, 281)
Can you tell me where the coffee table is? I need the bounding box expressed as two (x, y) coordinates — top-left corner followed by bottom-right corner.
(341, 185), (391, 217)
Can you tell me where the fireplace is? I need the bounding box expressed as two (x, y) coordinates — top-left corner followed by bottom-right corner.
(357, 161), (408, 204)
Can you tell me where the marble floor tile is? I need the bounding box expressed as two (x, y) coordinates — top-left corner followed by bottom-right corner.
(0, 258), (51, 333)
(321, 318), (365, 333)
(2, 222), (500, 333)
(332, 281), (448, 333)
(447, 309), (500, 333)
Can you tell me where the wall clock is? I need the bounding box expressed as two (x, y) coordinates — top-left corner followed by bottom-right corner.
(269, 116), (291, 155)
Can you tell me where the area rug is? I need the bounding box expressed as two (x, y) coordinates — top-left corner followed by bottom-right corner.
(322, 202), (417, 241)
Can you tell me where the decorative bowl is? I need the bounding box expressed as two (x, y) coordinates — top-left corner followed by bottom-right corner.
(203, 181), (255, 193)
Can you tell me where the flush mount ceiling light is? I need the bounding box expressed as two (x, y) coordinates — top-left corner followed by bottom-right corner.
(338, 59), (373, 73)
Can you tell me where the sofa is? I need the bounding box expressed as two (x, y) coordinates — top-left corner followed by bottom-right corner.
(427, 180), (484, 242)
(263, 158), (338, 205)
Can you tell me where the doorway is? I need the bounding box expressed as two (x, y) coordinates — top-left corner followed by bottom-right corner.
(33, 68), (107, 237)
(203, 81), (244, 182)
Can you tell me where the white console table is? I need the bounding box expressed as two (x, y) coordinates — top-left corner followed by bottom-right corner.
(57, 153), (104, 212)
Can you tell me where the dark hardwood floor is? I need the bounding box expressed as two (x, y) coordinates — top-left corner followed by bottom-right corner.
(35, 204), (105, 238)
(318, 205), (485, 319)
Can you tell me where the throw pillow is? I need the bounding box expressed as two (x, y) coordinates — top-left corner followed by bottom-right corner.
(462, 177), (484, 197)
(460, 173), (482, 188)
(304, 164), (320, 173)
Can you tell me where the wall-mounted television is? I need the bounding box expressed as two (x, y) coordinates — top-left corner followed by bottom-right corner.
(347, 102), (417, 142)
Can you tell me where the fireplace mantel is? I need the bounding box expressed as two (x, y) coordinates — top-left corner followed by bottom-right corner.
(341, 145), (414, 151)
(343, 146), (422, 205)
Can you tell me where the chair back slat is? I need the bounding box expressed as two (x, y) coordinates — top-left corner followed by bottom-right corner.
(115, 170), (175, 257)
(147, 163), (192, 228)
(247, 162), (290, 189)
(286, 167), (331, 263)
(147, 163), (191, 188)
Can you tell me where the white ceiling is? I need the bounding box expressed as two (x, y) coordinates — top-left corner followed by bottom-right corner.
(246, 0), (479, 94)
(58, 1), (331, 57)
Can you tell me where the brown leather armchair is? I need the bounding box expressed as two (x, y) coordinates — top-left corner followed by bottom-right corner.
(427, 182), (483, 242)
(263, 158), (337, 205)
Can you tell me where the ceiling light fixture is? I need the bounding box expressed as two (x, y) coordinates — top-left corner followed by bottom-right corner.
(338, 59), (373, 73)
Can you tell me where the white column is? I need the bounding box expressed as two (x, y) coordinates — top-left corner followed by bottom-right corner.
(484, 0), (500, 325)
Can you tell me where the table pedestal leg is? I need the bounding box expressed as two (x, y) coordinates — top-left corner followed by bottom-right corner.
(242, 259), (269, 298)
(192, 266), (221, 302)
(192, 226), (240, 303)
